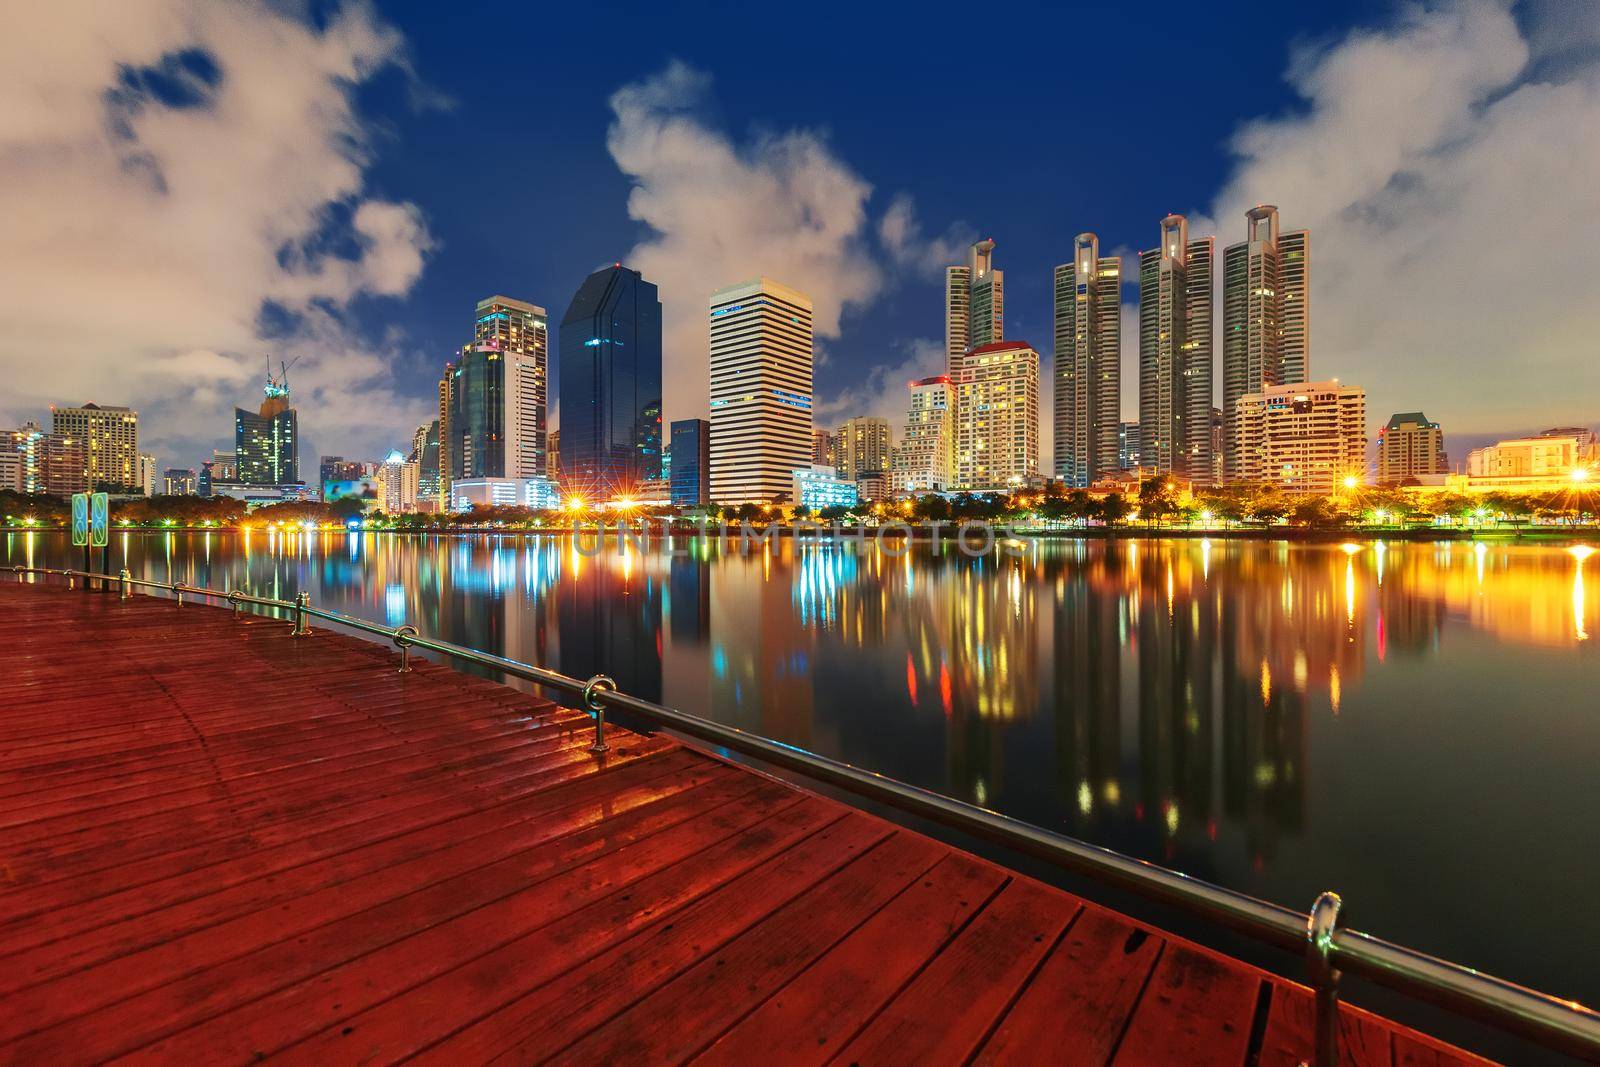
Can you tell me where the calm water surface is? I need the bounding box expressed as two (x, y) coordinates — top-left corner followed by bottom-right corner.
(7, 530), (1598, 1016)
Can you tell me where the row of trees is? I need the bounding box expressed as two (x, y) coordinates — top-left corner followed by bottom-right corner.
(4, 483), (1594, 531)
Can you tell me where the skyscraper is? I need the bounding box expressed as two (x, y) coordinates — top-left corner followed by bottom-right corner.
(945, 239), (1003, 375)
(836, 416), (891, 481)
(1377, 412), (1448, 484)
(1138, 215), (1215, 482)
(50, 403), (140, 491)
(811, 428), (834, 468)
(474, 295), (549, 479)
(891, 374), (955, 494)
(414, 419), (441, 510)
(1222, 206), (1310, 481)
(232, 365), (298, 486)
(5, 422), (45, 493)
(559, 265), (663, 501)
(437, 362), (454, 509)
(1054, 234), (1122, 487)
(137, 453), (157, 496)
(708, 277), (814, 503)
(955, 341), (1039, 489)
(669, 418), (710, 506)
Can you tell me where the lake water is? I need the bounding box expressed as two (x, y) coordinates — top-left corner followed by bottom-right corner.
(7, 529), (1598, 1028)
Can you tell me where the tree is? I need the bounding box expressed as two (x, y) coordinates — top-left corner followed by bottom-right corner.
(1096, 493), (1131, 527)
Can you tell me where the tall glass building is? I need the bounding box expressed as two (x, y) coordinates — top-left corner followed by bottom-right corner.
(559, 265), (663, 501)
(233, 371), (298, 486)
(669, 418), (710, 506)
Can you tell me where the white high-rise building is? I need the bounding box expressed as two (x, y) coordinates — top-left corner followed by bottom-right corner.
(891, 375), (955, 494)
(708, 278), (814, 503)
(1222, 207), (1310, 481)
(1234, 380), (1365, 494)
(474, 296), (548, 479)
(945, 239), (1003, 376)
(955, 341), (1039, 490)
(1138, 215), (1215, 483)
(836, 416), (891, 481)
(1054, 235), (1122, 487)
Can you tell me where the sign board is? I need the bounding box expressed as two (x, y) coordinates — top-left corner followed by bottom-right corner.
(91, 492), (109, 547)
(71, 493), (89, 547)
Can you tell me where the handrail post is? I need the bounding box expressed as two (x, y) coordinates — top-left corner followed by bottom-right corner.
(582, 675), (617, 754)
(393, 625), (418, 673)
(172, 581), (185, 607)
(119, 568), (132, 599)
(291, 591), (312, 637)
(1307, 891), (1344, 1067)
(15, 565), (23, 583)
(228, 589), (244, 618)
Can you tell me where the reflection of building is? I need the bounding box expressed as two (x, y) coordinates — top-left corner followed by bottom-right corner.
(955, 341), (1039, 489)
(561, 266), (663, 501)
(1136, 550), (1215, 838)
(669, 419), (710, 507)
(1235, 380), (1366, 493)
(1054, 233), (1121, 486)
(892, 375), (955, 494)
(1223, 206), (1310, 481)
(233, 370), (299, 487)
(708, 277), (814, 504)
(945, 238), (1003, 374)
(1052, 557), (1124, 828)
(1138, 214), (1215, 482)
(1377, 412), (1447, 484)
(836, 416), (890, 481)
(51, 403), (141, 491)
(558, 551), (664, 704)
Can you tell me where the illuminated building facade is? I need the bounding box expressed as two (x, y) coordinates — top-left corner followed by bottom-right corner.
(811, 428), (834, 468)
(137, 453), (156, 496)
(475, 295), (548, 478)
(1138, 215), (1215, 482)
(836, 416), (890, 481)
(1234, 380), (1366, 493)
(450, 476), (560, 512)
(1461, 428), (1599, 489)
(162, 468), (197, 495)
(892, 375), (955, 494)
(792, 465), (859, 511)
(1377, 412), (1447, 484)
(708, 277), (813, 503)
(232, 368), (298, 486)
(955, 341), (1039, 489)
(50, 403), (140, 491)
(1222, 206), (1310, 481)
(1054, 234), (1121, 486)
(5, 421), (45, 493)
(560, 266), (663, 501)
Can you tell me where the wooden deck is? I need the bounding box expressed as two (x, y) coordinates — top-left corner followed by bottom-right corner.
(0, 582), (1492, 1066)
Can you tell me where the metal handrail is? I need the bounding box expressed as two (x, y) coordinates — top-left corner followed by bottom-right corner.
(11, 563), (1600, 1064)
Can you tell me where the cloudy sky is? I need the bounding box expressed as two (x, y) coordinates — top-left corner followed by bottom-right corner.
(1, 0), (1596, 468)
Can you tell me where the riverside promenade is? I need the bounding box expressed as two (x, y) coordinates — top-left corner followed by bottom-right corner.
(0, 583), (1489, 1065)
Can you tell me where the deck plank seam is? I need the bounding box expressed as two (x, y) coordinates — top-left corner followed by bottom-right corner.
(1100, 938), (1170, 1065)
(962, 900), (1086, 1067)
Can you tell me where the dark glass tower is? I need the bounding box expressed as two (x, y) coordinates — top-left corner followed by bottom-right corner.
(234, 369), (299, 485)
(669, 418), (710, 506)
(559, 266), (663, 500)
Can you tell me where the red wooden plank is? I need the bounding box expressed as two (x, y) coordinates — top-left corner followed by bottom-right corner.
(1109, 942), (1262, 1067)
(1256, 982), (1391, 1067)
(541, 831), (947, 1065)
(125, 802), (858, 1065)
(3, 784), (818, 1061)
(830, 879), (1080, 1067)
(406, 812), (898, 1067)
(692, 854), (1007, 1067)
(974, 905), (1164, 1066)
(1394, 1030), (1497, 1066)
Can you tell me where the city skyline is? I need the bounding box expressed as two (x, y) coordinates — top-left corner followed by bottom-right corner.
(1, 1), (1597, 471)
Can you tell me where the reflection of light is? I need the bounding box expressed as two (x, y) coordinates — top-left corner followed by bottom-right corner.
(1375, 540), (1386, 584)
(1340, 542), (1362, 556)
(1077, 780), (1092, 816)
(1329, 665), (1341, 717)
(1474, 542), (1487, 585)
(1164, 801), (1179, 834)
(1200, 538), (1211, 580)
(1260, 660), (1272, 704)
(1575, 546), (1593, 641)
(1345, 559), (1355, 625)
(974, 776), (987, 807)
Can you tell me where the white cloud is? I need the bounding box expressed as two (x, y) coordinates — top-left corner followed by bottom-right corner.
(815, 337), (945, 431)
(0, 0), (436, 465)
(606, 61), (886, 427)
(1200, 0), (1600, 434)
(878, 193), (975, 279)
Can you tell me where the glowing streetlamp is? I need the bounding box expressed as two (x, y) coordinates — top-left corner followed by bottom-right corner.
(1341, 475), (1360, 491)
(1572, 467), (1591, 483)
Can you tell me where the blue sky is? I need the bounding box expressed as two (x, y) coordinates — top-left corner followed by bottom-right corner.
(2, 0), (1596, 466)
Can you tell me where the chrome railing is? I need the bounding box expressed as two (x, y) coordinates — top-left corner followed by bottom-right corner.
(11, 563), (1600, 1065)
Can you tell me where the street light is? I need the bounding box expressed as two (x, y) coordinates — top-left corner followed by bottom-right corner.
(1572, 467), (1591, 483)
(1342, 475), (1360, 490)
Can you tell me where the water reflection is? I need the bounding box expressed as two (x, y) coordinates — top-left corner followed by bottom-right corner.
(6, 531), (1599, 1005)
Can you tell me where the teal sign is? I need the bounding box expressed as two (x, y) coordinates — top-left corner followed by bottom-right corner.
(71, 493), (89, 547)
(91, 492), (109, 547)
